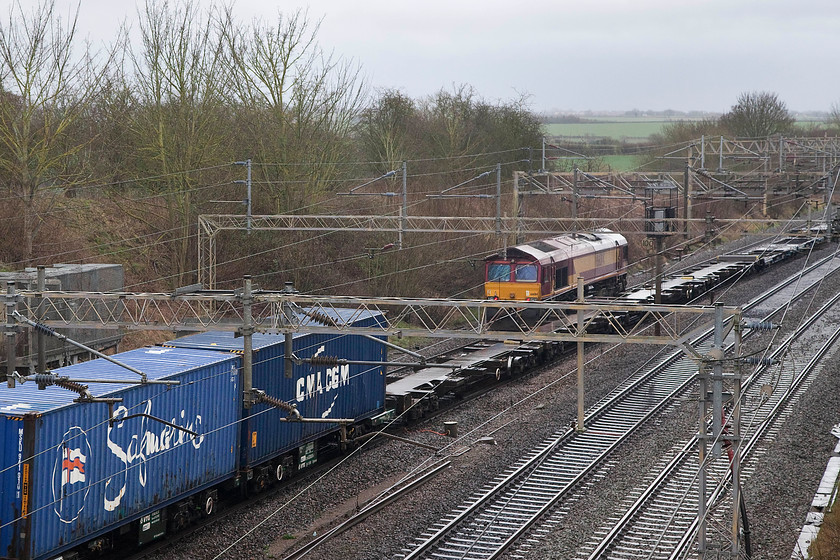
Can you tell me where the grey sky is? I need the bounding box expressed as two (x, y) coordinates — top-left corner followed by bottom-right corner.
(12, 0), (840, 113)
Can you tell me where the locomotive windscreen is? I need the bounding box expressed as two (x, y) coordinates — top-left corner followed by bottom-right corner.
(514, 264), (538, 282)
(488, 263), (511, 281)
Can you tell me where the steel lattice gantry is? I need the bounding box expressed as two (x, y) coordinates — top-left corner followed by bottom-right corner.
(4, 288), (738, 352)
(196, 213), (823, 290)
(3, 285), (745, 555)
(196, 214), (642, 289)
(688, 135), (840, 171)
(197, 139), (840, 289)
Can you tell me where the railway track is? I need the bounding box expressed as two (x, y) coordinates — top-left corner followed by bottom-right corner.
(385, 233), (823, 421)
(135, 236), (827, 560)
(395, 253), (840, 560)
(576, 271), (840, 559)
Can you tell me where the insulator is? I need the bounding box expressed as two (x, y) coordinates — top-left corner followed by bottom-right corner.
(743, 321), (777, 331)
(253, 390), (298, 415)
(741, 356), (779, 365)
(308, 355), (339, 366)
(33, 374), (57, 388)
(34, 374), (89, 396)
(31, 321), (57, 337)
(54, 378), (90, 396)
(303, 309), (338, 327)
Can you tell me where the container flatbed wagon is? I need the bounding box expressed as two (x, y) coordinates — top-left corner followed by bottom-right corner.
(0, 308), (390, 560)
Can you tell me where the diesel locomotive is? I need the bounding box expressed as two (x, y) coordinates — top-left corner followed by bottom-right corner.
(484, 229), (629, 301)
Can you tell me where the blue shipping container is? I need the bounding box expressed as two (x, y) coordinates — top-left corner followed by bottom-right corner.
(0, 347), (241, 560)
(164, 309), (387, 468)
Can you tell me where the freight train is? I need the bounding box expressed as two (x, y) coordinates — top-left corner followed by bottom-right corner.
(0, 310), (390, 560)
(0, 228), (828, 560)
(392, 230), (828, 419)
(484, 229), (629, 301)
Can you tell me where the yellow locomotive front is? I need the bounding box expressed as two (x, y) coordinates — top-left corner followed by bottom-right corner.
(484, 259), (543, 300)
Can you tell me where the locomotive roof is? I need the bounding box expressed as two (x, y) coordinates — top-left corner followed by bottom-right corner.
(487, 230), (626, 265)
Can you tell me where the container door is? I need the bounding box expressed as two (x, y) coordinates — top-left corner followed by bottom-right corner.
(0, 416), (25, 559)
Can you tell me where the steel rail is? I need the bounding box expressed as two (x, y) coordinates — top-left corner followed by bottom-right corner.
(399, 253), (840, 560)
(400, 357), (702, 558)
(669, 293), (840, 560)
(583, 252), (838, 430)
(579, 280), (840, 559)
(283, 460), (451, 560)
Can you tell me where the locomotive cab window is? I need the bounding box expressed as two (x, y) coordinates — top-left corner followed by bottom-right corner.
(555, 266), (568, 289)
(487, 263), (511, 282)
(515, 264), (538, 282)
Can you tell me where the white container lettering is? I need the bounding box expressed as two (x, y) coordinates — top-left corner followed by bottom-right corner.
(295, 365), (350, 403)
(104, 401), (204, 511)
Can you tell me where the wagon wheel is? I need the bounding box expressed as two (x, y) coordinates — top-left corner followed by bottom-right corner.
(202, 491), (217, 516)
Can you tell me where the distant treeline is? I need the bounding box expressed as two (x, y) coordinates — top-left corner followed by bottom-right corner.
(540, 110), (719, 124)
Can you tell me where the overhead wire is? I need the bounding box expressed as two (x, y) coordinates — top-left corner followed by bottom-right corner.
(7, 139), (795, 291)
(253, 147), (528, 168)
(213, 166), (795, 555)
(3, 191), (828, 556)
(10, 155), (813, 298)
(426, 163), (840, 554)
(4, 125), (836, 550)
(640, 169), (840, 556)
(224, 184), (807, 548)
(0, 328), (385, 531)
(211, 331), (681, 559)
(0, 163), (234, 204)
(218, 163), (799, 300)
(5, 153), (531, 290)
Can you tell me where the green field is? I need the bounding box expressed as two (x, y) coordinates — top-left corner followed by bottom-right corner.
(543, 120), (672, 140)
(599, 154), (641, 171)
(543, 118), (827, 141)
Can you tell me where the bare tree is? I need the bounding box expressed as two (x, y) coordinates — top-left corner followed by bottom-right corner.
(828, 101), (840, 131)
(425, 85), (481, 163)
(358, 86), (542, 181)
(224, 9), (366, 213)
(358, 89), (416, 172)
(0, 0), (107, 264)
(720, 91), (795, 138)
(128, 0), (232, 286)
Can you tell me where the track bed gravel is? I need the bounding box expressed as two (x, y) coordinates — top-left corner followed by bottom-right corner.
(149, 242), (840, 560)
